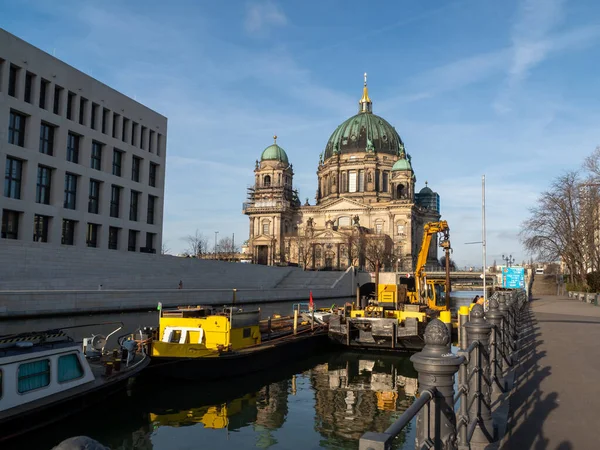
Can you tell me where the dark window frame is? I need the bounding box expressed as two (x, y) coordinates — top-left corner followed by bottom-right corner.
(64, 173), (77, 210)
(24, 72), (34, 104)
(1, 209), (20, 239)
(147, 195), (156, 225)
(39, 122), (55, 156)
(53, 85), (62, 115)
(129, 190), (139, 221)
(110, 185), (121, 218)
(66, 91), (75, 120)
(88, 179), (100, 214)
(33, 214), (50, 243)
(149, 163), (157, 187)
(61, 219), (76, 245)
(91, 141), (103, 170)
(36, 166), (52, 205)
(112, 149), (123, 177)
(66, 132), (80, 164)
(8, 64), (19, 97)
(108, 226), (119, 250)
(86, 223), (99, 248)
(4, 157), (23, 199)
(128, 229), (137, 252)
(8, 111), (26, 147)
(131, 156), (141, 182)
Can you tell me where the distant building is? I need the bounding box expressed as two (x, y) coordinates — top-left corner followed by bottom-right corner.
(243, 74), (441, 270)
(0, 29), (167, 252)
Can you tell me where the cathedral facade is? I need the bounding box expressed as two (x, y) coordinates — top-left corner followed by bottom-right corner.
(243, 75), (441, 271)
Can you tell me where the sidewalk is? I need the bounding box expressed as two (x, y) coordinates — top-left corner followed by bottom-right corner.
(501, 295), (600, 449)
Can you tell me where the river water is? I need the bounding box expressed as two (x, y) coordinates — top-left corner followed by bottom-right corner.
(2, 291), (481, 450)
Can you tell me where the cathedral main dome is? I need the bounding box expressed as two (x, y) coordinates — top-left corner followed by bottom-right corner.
(323, 74), (403, 161)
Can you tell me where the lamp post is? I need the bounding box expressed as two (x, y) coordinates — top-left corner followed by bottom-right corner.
(502, 254), (515, 267)
(214, 231), (219, 260)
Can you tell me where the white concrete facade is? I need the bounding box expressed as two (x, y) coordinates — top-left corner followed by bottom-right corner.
(0, 28), (167, 253)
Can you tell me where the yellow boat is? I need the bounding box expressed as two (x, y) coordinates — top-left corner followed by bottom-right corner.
(147, 305), (329, 381)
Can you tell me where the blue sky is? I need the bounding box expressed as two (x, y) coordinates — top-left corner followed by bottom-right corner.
(2, 0), (600, 267)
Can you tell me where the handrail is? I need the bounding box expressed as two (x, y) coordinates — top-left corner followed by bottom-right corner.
(385, 389), (435, 436)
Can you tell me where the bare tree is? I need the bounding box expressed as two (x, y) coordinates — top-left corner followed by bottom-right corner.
(292, 229), (315, 270)
(520, 171), (589, 284)
(183, 230), (209, 258)
(161, 242), (171, 255)
(218, 236), (239, 261)
(362, 233), (394, 294)
(439, 255), (457, 271)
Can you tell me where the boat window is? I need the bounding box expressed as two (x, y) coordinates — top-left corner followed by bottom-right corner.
(170, 330), (182, 343)
(243, 328), (251, 338)
(18, 359), (50, 393)
(58, 354), (84, 383)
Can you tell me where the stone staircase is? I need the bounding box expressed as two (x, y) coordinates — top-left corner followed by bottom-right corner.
(531, 274), (558, 296)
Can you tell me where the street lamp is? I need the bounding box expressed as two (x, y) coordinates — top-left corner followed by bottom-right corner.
(502, 254), (515, 267)
(214, 231), (219, 260)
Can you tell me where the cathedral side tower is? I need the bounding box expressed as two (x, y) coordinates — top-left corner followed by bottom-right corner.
(243, 136), (299, 265)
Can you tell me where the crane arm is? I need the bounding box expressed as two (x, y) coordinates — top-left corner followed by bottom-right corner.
(414, 221), (449, 303)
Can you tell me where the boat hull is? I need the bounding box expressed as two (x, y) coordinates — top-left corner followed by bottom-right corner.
(148, 330), (332, 381)
(0, 355), (150, 445)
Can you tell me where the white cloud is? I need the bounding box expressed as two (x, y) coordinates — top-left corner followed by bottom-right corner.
(244, 1), (287, 35)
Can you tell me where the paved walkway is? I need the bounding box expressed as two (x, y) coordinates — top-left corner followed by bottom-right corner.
(501, 295), (600, 450)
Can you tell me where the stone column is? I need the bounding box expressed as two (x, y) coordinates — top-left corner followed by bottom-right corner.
(410, 319), (463, 449)
(464, 304), (494, 443)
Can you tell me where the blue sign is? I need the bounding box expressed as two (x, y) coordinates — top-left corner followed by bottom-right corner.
(502, 267), (525, 289)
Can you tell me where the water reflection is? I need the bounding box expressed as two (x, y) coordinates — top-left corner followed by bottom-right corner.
(5, 353), (417, 450)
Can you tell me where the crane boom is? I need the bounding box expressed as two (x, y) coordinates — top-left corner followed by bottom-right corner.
(414, 221), (449, 303)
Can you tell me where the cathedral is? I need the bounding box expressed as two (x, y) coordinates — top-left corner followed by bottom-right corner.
(243, 75), (441, 271)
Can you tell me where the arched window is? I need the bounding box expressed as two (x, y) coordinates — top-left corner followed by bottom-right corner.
(375, 220), (384, 234)
(263, 175), (271, 187)
(397, 184), (405, 199)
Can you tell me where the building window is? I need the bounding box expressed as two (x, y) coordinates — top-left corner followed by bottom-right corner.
(102, 108), (109, 134)
(66, 133), (80, 164)
(140, 126), (147, 150)
(110, 185), (121, 218)
(129, 190), (139, 221)
(53, 85), (62, 115)
(147, 195), (156, 224)
(88, 179), (100, 214)
(348, 171), (357, 193)
(86, 223), (99, 248)
(112, 113), (119, 139)
(91, 141), (103, 170)
(341, 172), (347, 193)
(36, 166), (52, 205)
(122, 118), (129, 142)
(41, 79), (51, 110)
(91, 103), (99, 129)
(157, 133), (163, 156)
(40, 122), (56, 156)
(375, 221), (383, 234)
(33, 214), (50, 242)
(397, 224), (405, 236)
(18, 359), (50, 393)
(149, 163), (157, 187)
(131, 156), (141, 182)
(64, 173), (77, 209)
(8, 111), (26, 147)
(66, 92), (75, 120)
(112, 149), (123, 176)
(108, 226), (119, 250)
(57, 354), (83, 383)
(382, 171), (389, 193)
(149, 130), (155, 153)
(24, 72), (34, 103)
(375, 170), (380, 193)
(358, 170), (365, 192)
(61, 219), (76, 245)
(4, 157), (23, 199)
(262, 222), (270, 235)
(131, 122), (138, 146)
(263, 175), (271, 187)
(128, 229), (138, 252)
(145, 232), (155, 251)
(79, 97), (87, 125)
(1, 209), (20, 239)
(8, 64), (19, 97)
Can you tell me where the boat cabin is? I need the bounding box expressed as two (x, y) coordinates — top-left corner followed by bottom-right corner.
(152, 306), (262, 358)
(0, 334), (95, 414)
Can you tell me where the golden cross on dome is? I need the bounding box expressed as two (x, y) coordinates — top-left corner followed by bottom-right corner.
(273, 135), (277, 144)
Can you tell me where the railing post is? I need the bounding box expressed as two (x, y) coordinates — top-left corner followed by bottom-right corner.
(497, 294), (510, 370)
(464, 304), (495, 443)
(410, 319), (464, 450)
(458, 306), (469, 350)
(485, 295), (504, 394)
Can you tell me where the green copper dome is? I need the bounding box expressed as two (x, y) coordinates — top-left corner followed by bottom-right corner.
(392, 158), (412, 171)
(260, 137), (289, 165)
(324, 113), (402, 160)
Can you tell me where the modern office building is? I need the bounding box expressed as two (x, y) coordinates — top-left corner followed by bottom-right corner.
(0, 28), (167, 253)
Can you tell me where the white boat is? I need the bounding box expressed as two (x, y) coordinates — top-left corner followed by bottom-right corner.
(0, 324), (150, 443)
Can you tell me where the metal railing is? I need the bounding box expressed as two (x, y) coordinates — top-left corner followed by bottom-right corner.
(359, 289), (528, 450)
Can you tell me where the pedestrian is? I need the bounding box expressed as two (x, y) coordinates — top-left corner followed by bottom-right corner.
(178, 280), (183, 289)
